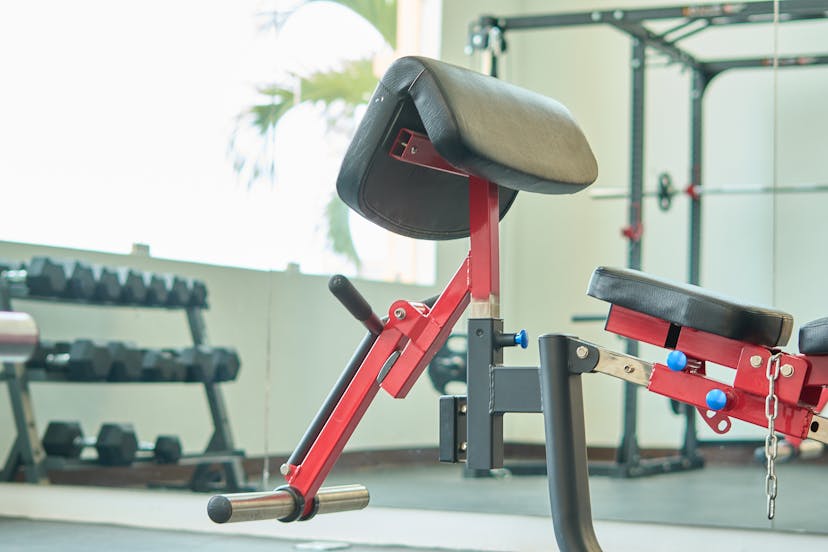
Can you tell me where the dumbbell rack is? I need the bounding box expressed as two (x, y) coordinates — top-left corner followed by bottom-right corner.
(0, 258), (248, 492)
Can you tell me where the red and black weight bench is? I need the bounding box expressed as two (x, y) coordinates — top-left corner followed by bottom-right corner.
(204, 56), (827, 552)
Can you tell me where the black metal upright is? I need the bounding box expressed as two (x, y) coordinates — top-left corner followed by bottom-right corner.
(615, 38), (647, 475)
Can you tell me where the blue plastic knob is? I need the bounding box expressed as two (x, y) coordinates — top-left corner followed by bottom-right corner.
(515, 329), (528, 349)
(666, 350), (687, 371)
(706, 389), (728, 411)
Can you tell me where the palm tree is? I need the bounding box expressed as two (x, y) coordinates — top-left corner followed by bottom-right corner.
(229, 0), (397, 269)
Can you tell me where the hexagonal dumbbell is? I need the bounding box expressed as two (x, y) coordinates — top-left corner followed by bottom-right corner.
(45, 340), (112, 381)
(2, 257), (67, 297)
(43, 422), (182, 466)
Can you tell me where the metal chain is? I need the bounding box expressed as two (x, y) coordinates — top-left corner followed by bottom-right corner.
(764, 352), (782, 519)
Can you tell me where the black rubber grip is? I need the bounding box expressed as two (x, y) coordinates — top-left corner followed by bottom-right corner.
(329, 275), (383, 335)
(207, 495), (232, 523)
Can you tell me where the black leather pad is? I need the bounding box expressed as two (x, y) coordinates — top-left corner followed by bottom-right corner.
(799, 317), (828, 354)
(588, 266), (793, 348)
(337, 56), (598, 240)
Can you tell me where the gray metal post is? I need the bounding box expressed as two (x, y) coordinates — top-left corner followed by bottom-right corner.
(616, 38), (647, 472)
(465, 318), (504, 472)
(538, 334), (602, 552)
(186, 306), (247, 491)
(682, 69), (712, 460)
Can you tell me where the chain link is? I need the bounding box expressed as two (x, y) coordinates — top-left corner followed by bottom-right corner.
(765, 352), (782, 519)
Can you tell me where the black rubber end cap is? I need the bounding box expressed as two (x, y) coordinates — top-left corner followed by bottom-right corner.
(207, 496), (232, 523)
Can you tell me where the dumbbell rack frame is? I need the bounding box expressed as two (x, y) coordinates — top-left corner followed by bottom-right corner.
(0, 270), (247, 492)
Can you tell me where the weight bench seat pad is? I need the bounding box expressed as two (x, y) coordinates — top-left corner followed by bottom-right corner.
(588, 267), (793, 348)
(799, 317), (828, 354)
(337, 56), (598, 240)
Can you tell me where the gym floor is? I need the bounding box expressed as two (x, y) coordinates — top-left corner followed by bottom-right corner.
(4, 461), (828, 551)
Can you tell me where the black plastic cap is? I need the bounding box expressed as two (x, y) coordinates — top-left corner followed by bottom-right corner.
(207, 495), (232, 523)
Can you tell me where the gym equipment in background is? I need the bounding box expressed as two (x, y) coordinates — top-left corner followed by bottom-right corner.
(206, 49), (828, 551)
(466, 0), (828, 480)
(0, 256), (247, 492)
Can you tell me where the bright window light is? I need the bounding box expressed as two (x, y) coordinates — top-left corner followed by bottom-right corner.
(0, 0), (441, 285)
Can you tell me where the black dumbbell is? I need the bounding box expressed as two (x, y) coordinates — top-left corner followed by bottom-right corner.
(178, 346), (217, 382)
(26, 340), (72, 370)
(62, 261), (96, 300)
(165, 276), (191, 307)
(96, 423), (182, 466)
(107, 342), (143, 381)
(42, 421), (182, 466)
(143, 273), (169, 306)
(213, 348), (241, 382)
(2, 257), (67, 297)
(117, 268), (147, 304)
(141, 349), (186, 381)
(92, 266), (122, 302)
(45, 339), (112, 381)
(177, 346), (237, 382)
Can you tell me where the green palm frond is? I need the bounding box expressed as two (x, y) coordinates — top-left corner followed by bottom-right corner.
(326, 196), (361, 268)
(231, 0), (398, 269)
(301, 59), (378, 105)
(326, 0), (396, 48)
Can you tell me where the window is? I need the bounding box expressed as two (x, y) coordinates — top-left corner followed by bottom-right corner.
(0, 0), (441, 284)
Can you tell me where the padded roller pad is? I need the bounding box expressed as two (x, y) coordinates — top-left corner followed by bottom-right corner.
(588, 266), (793, 348)
(337, 56), (598, 240)
(799, 317), (828, 354)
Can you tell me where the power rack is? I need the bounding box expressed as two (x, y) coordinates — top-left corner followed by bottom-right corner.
(468, 0), (828, 478)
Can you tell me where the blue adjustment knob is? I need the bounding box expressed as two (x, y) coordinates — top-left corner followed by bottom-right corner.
(515, 329), (528, 349)
(706, 389), (728, 411)
(666, 350), (687, 371)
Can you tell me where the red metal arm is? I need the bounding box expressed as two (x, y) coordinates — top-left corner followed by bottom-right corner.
(284, 129), (501, 517)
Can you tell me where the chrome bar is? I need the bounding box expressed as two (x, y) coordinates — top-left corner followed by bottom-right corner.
(207, 484), (369, 524)
(807, 414), (828, 445)
(592, 348), (653, 387)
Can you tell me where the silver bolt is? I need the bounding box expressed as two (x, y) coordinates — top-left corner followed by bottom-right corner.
(590, 11), (601, 21)
(780, 364), (794, 378)
(410, 146), (418, 155)
(624, 365), (634, 374)
(576, 346), (589, 359)
(459, 403), (468, 414)
(750, 355), (763, 368)
(279, 463), (291, 476)
(613, 9), (624, 20)
(393, 307), (406, 320)
(459, 442), (468, 452)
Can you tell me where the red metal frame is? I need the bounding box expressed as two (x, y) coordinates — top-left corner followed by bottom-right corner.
(284, 129), (500, 515)
(605, 306), (828, 440)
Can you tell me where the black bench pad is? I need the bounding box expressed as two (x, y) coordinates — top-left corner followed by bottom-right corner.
(588, 267), (793, 348)
(337, 56), (598, 240)
(800, 318), (828, 354)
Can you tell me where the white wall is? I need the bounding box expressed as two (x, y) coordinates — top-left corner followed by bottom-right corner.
(442, 0), (828, 447)
(2, 1), (827, 464)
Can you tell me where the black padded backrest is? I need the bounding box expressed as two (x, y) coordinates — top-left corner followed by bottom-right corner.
(337, 56), (598, 240)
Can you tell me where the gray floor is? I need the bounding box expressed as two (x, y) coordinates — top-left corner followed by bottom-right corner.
(0, 517), (473, 552)
(3, 461), (825, 551)
(324, 461), (826, 535)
